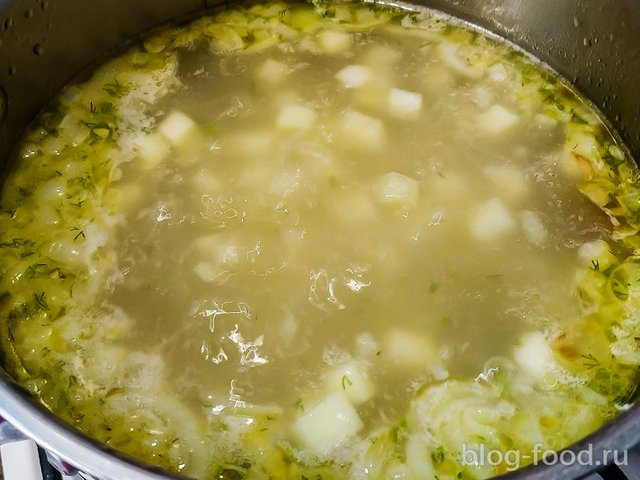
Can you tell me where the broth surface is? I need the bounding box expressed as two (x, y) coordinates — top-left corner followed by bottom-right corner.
(1, 2), (639, 479)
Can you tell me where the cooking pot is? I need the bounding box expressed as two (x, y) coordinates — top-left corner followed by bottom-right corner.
(0, 0), (639, 479)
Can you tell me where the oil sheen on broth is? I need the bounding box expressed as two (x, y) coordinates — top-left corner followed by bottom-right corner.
(1, 2), (639, 480)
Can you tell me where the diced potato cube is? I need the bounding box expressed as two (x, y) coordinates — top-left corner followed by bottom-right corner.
(478, 105), (519, 135)
(438, 41), (480, 78)
(340, 110), (384, 150)
(578, 240), (616, 270)
(332, 189), (376, 224)
(324, 360), (374, 404)
(258, 59), (289, 83)
(559, 146), (595, 181)
(570, 132), (598, 160)
(193, 235), (241, 266)
(353, 80), (392, 110)
(519, 210), (548, 246)
(386, 329), (435, 368)
(318, 30), (352, 54)
(471, 86), (493, 110)
(192, 170), (221, 194)
(470, 198), (516, 241)
(388, 88), (423, 118)
(277, 104), (317, 130)
(269, 169), (301, 198)
(513, 331), (555, 382)
(355, 332), (379, 359)
(216, 243), (241, 266)
(291, 392), (363, 455)
(193, 261), (221, 283)
(374, 172), (419, 208)
(482, 165), (529, 201)
(158, 111), (197, 146)
(488, 63), (508, 82)
(335, 65), (372, 89)
(136, 132), (170, 168)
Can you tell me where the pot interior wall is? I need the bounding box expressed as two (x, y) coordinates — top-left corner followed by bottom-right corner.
(0, 0), (639, 170)
(0, 1), (639, 479)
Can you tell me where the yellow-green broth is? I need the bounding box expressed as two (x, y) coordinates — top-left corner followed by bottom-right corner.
(1, 2), (639, 479)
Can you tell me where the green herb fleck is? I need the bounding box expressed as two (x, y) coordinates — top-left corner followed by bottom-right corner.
(34, 292), (49, 311)
(431, 445), (446, 466)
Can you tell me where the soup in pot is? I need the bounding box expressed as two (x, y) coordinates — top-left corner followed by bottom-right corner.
(0, 2), (639, 479)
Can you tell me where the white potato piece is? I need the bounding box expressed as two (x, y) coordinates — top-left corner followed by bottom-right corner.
(193, 261), (223, 284)
(386, 329), (436, 368)
(335, 65), (372, 89)
(353, 80), (392, 110)
(513, 331), (556, 383)
(438, 41), (480, 78)
(519, 210), (548, 247)
(488, 62), (508, 82)
(277, 104), (317, 130)
(388, 88), (423, 118)
(136, 132), (170, 168)
(292, 391), (363, 455)
(340, 110), (385, 150)
(374, 172), (420, 208)
(257, 59), (289, 83)
(193, 235), (241, 266)
(570, 132), (598, 160)
(559, 145), (595, 182)
(158, 111), (198, 146)
(332, 188), (376, 224)
(478, 105), (519, 135)
(355, 332), (379, 359)
(471, 86), (494, 110)
(192, 170), (221, 194)
(324, 360), (374, 404)
(577, 239), (616, 270)
(318, 30), (352, 53)
(483, 165), (529, 201)
(469, 198), (516, 242)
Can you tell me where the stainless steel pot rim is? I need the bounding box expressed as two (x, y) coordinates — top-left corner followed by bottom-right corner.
(0, 0), (639, 479)
(1, 371), (640, 480)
